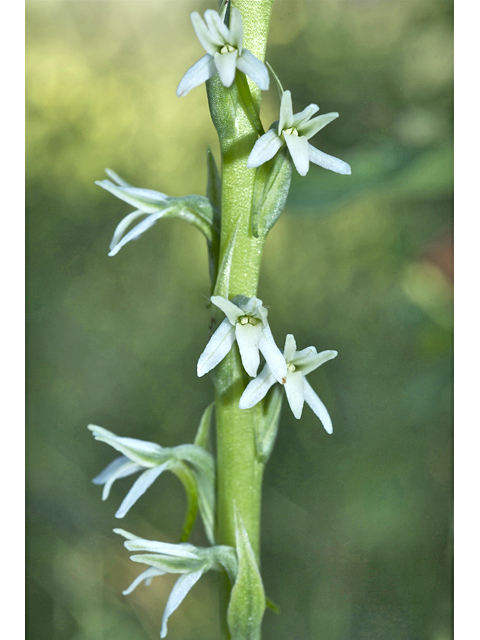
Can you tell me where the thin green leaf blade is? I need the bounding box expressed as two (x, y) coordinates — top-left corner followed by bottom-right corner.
(170, 461), (199, 543)
(254, 386), (283, 463)
(193, 402), (215, 451)
(206, 147), (222, 215)
(258, 150), (292, 237)
(227, 508), (266, 640)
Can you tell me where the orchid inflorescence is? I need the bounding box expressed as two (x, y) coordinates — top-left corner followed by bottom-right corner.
(91, 5), (349, 638)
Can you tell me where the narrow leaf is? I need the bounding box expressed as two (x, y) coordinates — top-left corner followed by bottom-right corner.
(213, 217), (241, 297)
(170, 461), (199, 543)
(235, 72), (265, 137)
(258, 150), (292, 237)
(254, 386), (283, 463)
(251, 163), (269, 238)
(194, 468), (216, 545)
(206, 147), (222, 214)
(227, 508), (266, 640)
(175, 444), (216, 544)
(266, 597), (280, 614)
(193, 402), (215, 451)
(266, 62), (284, 98)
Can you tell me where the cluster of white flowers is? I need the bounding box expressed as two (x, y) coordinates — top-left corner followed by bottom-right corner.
(92, 8), (347, 637)
(198, 295), (337, 434)
(178, 8), (351, 177)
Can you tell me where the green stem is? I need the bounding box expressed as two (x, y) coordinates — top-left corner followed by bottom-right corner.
(206, 0), (274, 636)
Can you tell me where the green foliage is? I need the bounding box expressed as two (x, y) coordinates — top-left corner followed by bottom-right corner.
(227, 509), (266, 640)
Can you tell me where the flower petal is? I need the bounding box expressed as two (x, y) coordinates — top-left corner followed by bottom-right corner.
(109, 210), (149, 252)
(92, 455), (131, 485)
(303, 379), (333, 434)
(214, 51), (238, 87)
(176, 54), (216, 97)
(123, 567), (165, 596)
(89, 424), (166, 466)
(229, 7), (243, 52)
(211, 295), (242, 325)
(259, 325), (288, 383)
(246, 130), (283, 169)
(235, 322), (262, 377)
(161, 569), (205, 638)
(285, 133), (310, 176)
(279, 90), (294, 132)
(197, 318), (236, 376)
(236, 49), (269, 91)
(239, 364), (277, 409)
(283, 334), (297, 363)
(298, 112), (339, 140)
(284, 371), (305, 419)
(308, 144), (351, 175)
(292, 346), (316, 365)
(108, 211), (164, 257)
(105, 168), (133, 187)
(115, 463), (170, 518)
(299, 349), (338, 376)
(124, 540), (199, 560)
(204, 9), (230, 43)
(98, 459), (143, 501)
(96, 180), (168, 213)
(292, 103), (320, 128)
(191, 11), (221, 55)
(241, 296), (267, 323)
(124, 538), (199, 558)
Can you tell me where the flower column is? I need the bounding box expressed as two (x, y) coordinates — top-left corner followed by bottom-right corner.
(206, 0), (274, 577)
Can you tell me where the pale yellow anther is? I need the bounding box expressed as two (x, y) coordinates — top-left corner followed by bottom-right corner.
(284, 127), (299, 136)
(220, 44), (236, 54)
(240, 316), (249, 325)
(287, 363), (296, 372)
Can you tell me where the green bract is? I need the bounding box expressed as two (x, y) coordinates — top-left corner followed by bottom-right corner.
(227, 507), (266, 640)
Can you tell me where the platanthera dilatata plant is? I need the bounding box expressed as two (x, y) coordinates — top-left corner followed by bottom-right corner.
(89, 2), (350, 638)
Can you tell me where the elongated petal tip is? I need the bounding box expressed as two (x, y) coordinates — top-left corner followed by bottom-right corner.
(177, 54), (216, 97)
(247, 130), (283, 169)
(197, 319), (236, 376)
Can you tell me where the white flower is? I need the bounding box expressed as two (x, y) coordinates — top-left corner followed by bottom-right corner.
(177, 8), (269, 97)
(247, 90), (351, 177)
(239, 334), (337, 433)
(115, 528), (237, 638)
(88, 425), (216, 543)
(197, 295), (287, 382)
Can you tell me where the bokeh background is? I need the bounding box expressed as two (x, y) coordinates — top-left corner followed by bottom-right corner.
(26, 1), (453, 639)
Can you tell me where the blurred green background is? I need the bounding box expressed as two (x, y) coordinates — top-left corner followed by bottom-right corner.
(26, 1), (453, 639)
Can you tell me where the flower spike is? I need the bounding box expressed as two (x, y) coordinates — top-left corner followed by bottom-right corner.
(247, 90), (351, 177)
(239, 334), (338, 433)
(177, 8), (269, 96)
